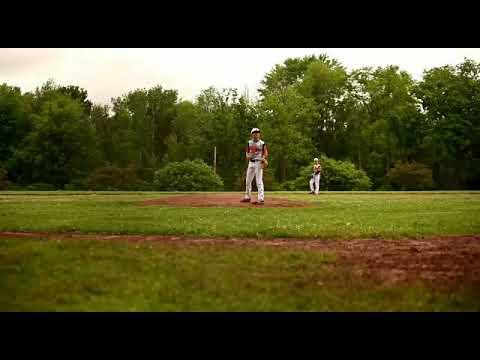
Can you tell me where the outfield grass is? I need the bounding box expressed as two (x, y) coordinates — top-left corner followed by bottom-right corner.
(1, 191), (479, 239)
(1, 237), (478, 311)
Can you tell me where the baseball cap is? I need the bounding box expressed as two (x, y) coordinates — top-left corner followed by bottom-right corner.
(251, 128), (260, 134)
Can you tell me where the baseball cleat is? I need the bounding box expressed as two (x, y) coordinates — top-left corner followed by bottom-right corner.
(254, 200), (265, 205)
(240, 198), (251, 203)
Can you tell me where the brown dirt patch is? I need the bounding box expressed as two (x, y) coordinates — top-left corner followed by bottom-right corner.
(139, 193), (309, 208)
(1, 231), (479, 290)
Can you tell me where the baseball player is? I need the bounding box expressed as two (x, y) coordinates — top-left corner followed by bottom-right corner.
(241, 128), (269, 205)
(309, 157), (321, 195)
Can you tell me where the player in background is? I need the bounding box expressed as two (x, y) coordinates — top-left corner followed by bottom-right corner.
(309, 157), (321, 195)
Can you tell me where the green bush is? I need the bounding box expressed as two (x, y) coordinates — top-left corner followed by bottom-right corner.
(136, 167), (155, 182)
(4, 183), (25, 191)
(153, 159), (223, 191)
(85, 165), (141, 191)
(26, 183), (56, 191)
(0, 168), (11, 190)
(280, 180), (298, 191)
(281, 155), (372, 191)
(64, 178), (86, 191)
(387, 161), (434, 190)
(375, 184), (394, 191)
(136, 181), (155, 191)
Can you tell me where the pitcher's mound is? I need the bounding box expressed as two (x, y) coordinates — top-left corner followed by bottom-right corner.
(141, 193), (309, 208)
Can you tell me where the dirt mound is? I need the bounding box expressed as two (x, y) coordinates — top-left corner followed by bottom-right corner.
(140, 193), (309, 208)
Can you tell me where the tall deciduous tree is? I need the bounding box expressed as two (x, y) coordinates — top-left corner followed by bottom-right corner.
(297, 58), (349, 158)
(0, 84), (31, 165)
(113, 86), (178, 169)
(258, 87), (317, 182)
(415, 59), (480, 188)
(8, 87), (98, 186)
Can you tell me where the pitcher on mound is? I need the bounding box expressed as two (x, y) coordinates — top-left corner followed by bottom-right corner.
(241, 128), (269, 205)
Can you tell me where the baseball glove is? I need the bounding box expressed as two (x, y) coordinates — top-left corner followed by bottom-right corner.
(261, 158), (269, 169)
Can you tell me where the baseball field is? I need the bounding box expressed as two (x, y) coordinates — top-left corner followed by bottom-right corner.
(1, 191), (480, 311)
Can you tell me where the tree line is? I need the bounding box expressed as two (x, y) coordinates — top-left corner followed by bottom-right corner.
(1, 54), (479, 191)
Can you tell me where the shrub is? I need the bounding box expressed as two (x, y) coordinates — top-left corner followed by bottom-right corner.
(387, 161), (434, 190)
(85, 165), (140, 191)
(26, 183), (56, 191)
(136, 181), (155, 191)
(281, 155), (372, 191)
(64, 179), (86, 191)
(153, 159), (223, 191)
(0, 168), (11, 190)
(5, 183), (25, 191)
(279, 180), (298, 191)
(136, 167), (155, 182)
(375, 184), (394, 191)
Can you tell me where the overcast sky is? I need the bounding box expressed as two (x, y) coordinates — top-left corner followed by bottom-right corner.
(1, 48), (480, 105)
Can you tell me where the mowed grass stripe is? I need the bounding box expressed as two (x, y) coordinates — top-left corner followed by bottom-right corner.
(0, 192), (479, 239)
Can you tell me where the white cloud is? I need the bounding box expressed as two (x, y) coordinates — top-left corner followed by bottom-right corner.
(1, 48), (479, 105)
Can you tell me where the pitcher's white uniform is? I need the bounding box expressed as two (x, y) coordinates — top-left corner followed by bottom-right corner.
(309, 162), (321, 195)
(244, 138), (268, 202)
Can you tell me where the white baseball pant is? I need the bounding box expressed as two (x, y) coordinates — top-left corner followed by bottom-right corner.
(309, 174), (320, 194)
(244, 161), (264, 201)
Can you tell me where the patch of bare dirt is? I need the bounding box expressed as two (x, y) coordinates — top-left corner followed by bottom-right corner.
(140, 193), (309, 208)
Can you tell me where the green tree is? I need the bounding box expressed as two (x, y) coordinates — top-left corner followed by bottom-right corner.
(8, 89), (99, 187)
(259, 55), (319, 97)
(90, 104), (114, 164)
(112, 86), (178, 169)
(297, 57), (349, 158)
(415, 59), (480, 188)
(0, 84), (31, 164)
(258, 87), (317, 182)
(58, 85), (93, 115)
(193, 87), (252, 189)
(164, 101), (203, 162)
(346, 66), (424, 187)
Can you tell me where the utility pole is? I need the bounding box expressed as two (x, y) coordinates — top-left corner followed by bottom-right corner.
(213, 146), (217, 174)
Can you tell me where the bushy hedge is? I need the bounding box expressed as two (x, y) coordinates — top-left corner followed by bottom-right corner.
(63, 178), (87, 191)
(25, 183), (56, 191)
(153, 159), (223, 191)
(281, 155), (372, 191)
(387, 161), (433, 190)
(0, 168), (11, 190)
(85, 165), (141, 191)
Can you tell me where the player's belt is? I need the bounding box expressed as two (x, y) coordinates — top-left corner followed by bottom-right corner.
(250, 159), (262, 162)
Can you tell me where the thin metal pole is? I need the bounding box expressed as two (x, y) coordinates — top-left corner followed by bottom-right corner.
(214, 146), (217, 174)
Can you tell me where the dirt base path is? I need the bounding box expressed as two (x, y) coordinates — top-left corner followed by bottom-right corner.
(1, 231), (479, 289)
(140, 193), (309, 207)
